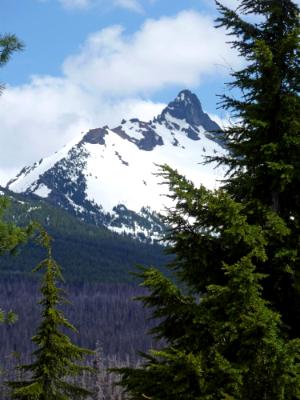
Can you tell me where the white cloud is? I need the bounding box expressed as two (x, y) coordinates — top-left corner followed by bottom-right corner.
(0, 11), (240, 185)
(58, 0), (144, 12)
(63, 11), (241, 95)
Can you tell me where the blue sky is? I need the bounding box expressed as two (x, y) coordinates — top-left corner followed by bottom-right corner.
(1, 0), (232, 104)
(0, 0), (244, 183)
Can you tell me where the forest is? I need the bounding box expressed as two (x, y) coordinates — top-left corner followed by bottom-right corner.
(0, 187), (169, 283)
(0, 276), (154, 399)
(1, 0), (300, 399)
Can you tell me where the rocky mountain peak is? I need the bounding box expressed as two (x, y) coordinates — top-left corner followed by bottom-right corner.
(156, 89), (220, 133)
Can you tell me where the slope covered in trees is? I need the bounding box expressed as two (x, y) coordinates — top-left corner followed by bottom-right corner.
(0, 189), (169, 283)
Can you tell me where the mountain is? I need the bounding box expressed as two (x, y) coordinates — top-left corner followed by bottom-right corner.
(6, 90), (226, 242)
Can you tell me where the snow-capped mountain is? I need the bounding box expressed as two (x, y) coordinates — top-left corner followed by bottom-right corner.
(7, 90), (226, 242)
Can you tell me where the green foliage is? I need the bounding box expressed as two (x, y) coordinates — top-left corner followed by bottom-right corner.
(0, 197), (32, 326)
(212, 0), (300, 335)
(0, 34), (24, 66)
(214, 0), (300, 210)
(0, 33), (24, 93)
(117, 0), (300, 397)
(0, 197), (31, 256)
(0, 191), (169, 283)
(0, 308), (18, 325)
(0, 30), (26, 327)
(8, 229), (95, 399)
(118, 177), (300, 399)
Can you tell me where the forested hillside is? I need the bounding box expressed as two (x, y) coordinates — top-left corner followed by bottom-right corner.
(0, 188), (169, 283)
(0, 278), (155, 398)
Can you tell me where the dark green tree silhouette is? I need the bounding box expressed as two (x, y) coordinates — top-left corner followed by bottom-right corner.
(213, 0), (300, 334)
(117, 0), (300, 397)
(118, 171), (300, 399)
(0, 33), (23, 92)
(9, 229), (94, 399)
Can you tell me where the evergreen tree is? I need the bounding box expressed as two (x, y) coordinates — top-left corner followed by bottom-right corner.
(215, 0), (300, 213)
(213, 0), (300, 334)
(118, 171), (300, 399)
(0, 32), (24, 93)
(117, 0), (300, 397)
(8, 229), (94, 399)
(0, 197), (29, 256)
(0, 198), (31, 324)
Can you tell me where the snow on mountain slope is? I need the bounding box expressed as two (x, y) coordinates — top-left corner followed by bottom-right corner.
(7, 90), (227, 242)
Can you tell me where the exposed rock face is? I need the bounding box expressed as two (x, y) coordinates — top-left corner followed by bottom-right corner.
(81, 128), (108, 145)
(158, 90), (221, 132)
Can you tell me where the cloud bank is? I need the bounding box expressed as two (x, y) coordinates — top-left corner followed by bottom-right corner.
(63, 11), (240, 95)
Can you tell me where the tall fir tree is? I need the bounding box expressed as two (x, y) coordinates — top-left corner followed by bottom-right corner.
(118, 170), (300, 399)
(212, 0), (300, 334)
(117, 0), (300, 397)
(8, 229), (94, 399)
